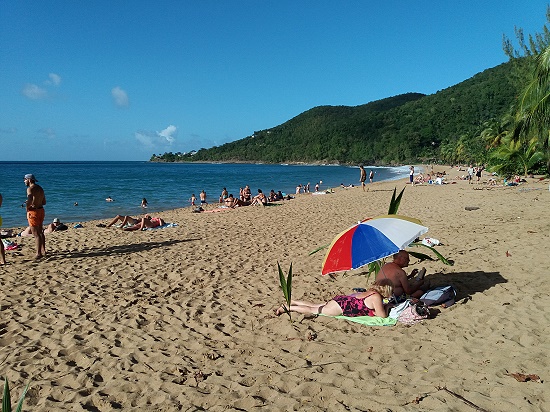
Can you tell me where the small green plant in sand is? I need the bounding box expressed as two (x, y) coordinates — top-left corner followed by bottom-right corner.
(277, 262), (293, 321)
(2, 378), (29, 412)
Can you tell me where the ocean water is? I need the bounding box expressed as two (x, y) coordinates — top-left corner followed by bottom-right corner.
(0, 162), (410, 228)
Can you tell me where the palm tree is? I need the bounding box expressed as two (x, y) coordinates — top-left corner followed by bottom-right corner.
(490, 135), (545, 177)
(512, 46), (550, 173)
(481, 115), (513, 149)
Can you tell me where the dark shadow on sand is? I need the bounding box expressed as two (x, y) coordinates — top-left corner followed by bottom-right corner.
(45, 238), (201, 261)
(425, 270), (507, 300)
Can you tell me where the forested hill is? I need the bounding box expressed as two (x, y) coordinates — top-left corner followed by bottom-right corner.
(151, 58), (530, 165)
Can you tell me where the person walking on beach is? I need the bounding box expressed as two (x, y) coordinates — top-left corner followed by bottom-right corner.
(0, 193), (5, 265)
(359, 165), (367, 191)
(409, 166), (414, 185)
(467, 165), (474, 184)
(369, 170), (374, 183)
(24, 174), (47, 259)
(200, 190), (208, 205)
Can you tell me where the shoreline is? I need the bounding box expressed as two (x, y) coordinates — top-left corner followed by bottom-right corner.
(1, 165), (549, 410)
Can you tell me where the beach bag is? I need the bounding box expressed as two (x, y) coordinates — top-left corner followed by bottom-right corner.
(398, 301), (430, 325)
(420, 285), (457, 307)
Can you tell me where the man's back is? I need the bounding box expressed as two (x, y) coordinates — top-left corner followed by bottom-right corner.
(27, 183), (46, 209)
(376, 262), (407, 296)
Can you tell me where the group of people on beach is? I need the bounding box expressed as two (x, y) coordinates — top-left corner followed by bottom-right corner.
(189, 185), (294, 210)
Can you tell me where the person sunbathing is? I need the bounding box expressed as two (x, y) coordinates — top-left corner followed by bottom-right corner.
(106, 215), (141, 228)
(275, 279), (394, 318)
(123, 215), (165, 231)
(224, 194), (249, 208)
(44, 218), (68, 234)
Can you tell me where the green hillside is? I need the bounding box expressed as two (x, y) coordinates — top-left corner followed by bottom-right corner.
(152, 58), (531, 165)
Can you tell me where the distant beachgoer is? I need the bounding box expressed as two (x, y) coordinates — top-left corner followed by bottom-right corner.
(409, 166), (414, 184)
(200, 190), (207, 205)
(475, 166), (482, 182)
(359, 165), (367, 191)
(123, 215), (165, 231)
(106, 215), (141, 228)
(250, 189), (268, 206)
(220, 187), (228, 203)
(369, 170), (374, 183)
(106, 196), (114, 202)
(242, 186), (252, 202)
(74, 202), (78, 206)
(141, 198), (148, 208)
(44, 218), (68, 234)
(315, 182), (320, 192)
(190, 194), (196, 206)
(467, 165), (474, 184)
(225, 194), (248, 208)
(0, 193), (5, 265)
(296, 184), (302, 194)
(24, 174), (47, 259)
(275, 279), (394, 318)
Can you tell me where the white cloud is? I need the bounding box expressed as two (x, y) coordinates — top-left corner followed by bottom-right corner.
(22, 84), (48, 100)
(135, 125), (177, 149)
(111, 86), (129, 107)
(47, 73), (61, 86)
(158, 125), (177, 144)
(22, 73), (62, 100)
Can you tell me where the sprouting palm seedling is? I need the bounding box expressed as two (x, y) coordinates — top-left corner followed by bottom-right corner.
(277, 262), (293, 321)
(2, 378), (29, 412)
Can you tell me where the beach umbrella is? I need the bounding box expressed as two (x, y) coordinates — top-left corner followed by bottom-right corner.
(321, 215), (428, 275)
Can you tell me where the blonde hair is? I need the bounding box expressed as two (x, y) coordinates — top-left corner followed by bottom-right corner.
(367, 278), (394, 298)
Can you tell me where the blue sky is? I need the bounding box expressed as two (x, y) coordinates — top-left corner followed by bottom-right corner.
(0, 1), (548, 161)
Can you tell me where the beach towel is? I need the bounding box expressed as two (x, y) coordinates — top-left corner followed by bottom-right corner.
(319, 313), (397, 326)
(146, 222), (178, 230)
(2, 239), (19, 250)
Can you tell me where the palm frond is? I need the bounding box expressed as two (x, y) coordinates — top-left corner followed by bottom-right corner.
(409, 242), (453, 266)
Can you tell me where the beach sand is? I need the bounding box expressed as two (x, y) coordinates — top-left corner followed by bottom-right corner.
(1, 166), (549, 411)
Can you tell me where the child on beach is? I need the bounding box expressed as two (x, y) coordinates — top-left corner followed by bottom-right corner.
(190, 194), (196, 206)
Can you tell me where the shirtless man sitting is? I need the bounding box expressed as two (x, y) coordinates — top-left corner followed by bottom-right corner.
(375, 250), (427, 300)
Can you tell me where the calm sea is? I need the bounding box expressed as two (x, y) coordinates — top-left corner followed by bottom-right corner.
(0, 162), (410, 228)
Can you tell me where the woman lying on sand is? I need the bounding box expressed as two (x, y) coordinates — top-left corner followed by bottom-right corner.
(123, 215), (165, 231)
(276, 279), (394, 318)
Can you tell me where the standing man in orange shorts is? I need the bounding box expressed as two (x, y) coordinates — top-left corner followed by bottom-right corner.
(24, 174), (47, 259)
